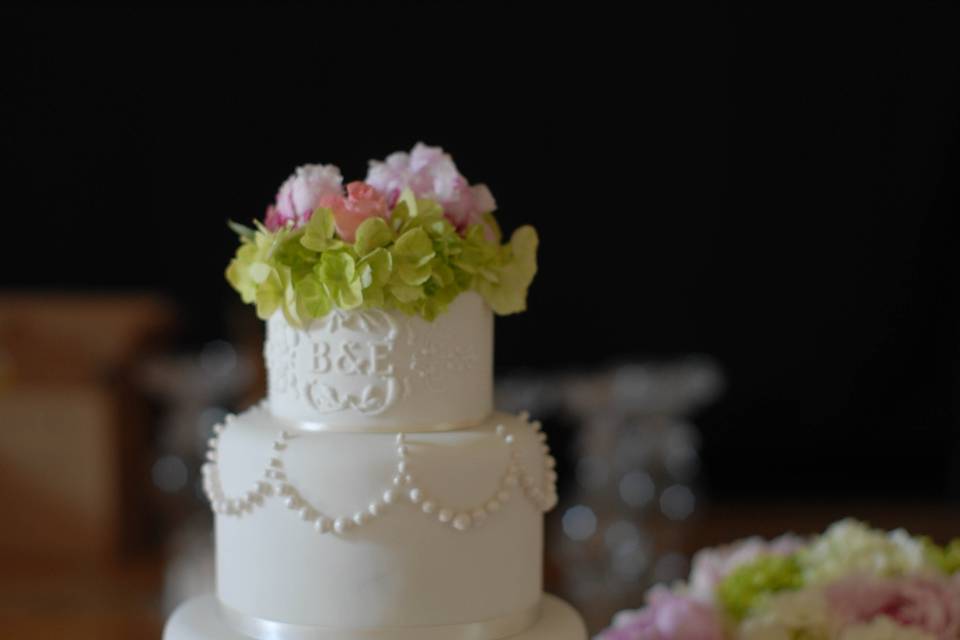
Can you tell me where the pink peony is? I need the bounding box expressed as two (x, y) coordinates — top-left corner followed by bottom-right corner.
(265, 164), (344, 230)
(827, 575), (960, 640)
(316, 181), (389, 243)
(596, 588), (726, 640)
(365, 142), (497, 236)
(689, 534), (806, 602)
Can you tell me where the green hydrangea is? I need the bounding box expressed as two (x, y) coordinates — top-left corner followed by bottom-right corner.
(738, 589), (831, 640)
(226, 190), (538, 325)
(922, 537), (960, 574)
(718, 554), (805, 620)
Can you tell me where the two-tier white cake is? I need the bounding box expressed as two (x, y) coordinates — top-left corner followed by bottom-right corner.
(164, 145), (587, 639)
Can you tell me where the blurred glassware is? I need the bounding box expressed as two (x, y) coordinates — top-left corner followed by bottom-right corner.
(496, 356), (724, 630)
(140, 338), (257, 579)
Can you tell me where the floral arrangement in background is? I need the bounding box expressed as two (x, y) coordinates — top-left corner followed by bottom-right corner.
(227, 143), (538, 324)
(597, 519), (960, 640)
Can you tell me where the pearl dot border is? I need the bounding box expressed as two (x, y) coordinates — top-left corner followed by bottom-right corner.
(202, 413), (558, 535)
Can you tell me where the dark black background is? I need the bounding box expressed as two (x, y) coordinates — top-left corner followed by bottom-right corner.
(5, 4), (960, 500)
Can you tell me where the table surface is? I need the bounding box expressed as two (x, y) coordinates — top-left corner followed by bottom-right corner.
(2, 502), (957, 640)
(0, 554), (164, 639)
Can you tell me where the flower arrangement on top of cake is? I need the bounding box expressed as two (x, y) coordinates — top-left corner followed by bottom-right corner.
(226, 143), (537, 325)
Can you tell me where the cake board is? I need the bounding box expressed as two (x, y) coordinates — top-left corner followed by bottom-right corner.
(164, 593), (587, 640)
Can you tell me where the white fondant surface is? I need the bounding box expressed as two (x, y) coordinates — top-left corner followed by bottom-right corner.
(265, 292), (493, 431)
(215, 407), (546, 628)
(163, 594), (587, 640)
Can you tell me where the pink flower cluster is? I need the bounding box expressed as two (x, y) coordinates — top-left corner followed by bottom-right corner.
(599, 588), (725, 640)
(597, 530), (960, 640)
(828, 575), (960, 640)
(265, 164), (343, 232)
(263, 143), (497, 242)
(597, 535), (803, 640)
(366, 142), (496, 233)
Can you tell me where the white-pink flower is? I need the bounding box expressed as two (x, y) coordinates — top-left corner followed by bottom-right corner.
(827, 575), (960, 640)
(596, 588), (725, 640)
(265, 164), (343, 231)
(365, 142), (496, 234)
(689, 534), (806, 602)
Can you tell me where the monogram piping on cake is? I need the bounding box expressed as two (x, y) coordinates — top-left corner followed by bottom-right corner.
(266, 304), (483, 423)
(201, 412), (559, 534)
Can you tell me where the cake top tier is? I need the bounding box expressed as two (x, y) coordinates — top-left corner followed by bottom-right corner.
(265, 291), (493, 430)
(227, 143), (538, 326)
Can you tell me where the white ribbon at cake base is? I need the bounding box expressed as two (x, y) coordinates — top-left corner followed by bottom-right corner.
(218, 601), (541, 640)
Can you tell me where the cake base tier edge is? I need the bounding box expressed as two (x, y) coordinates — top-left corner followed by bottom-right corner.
(163, 593), (587, 640)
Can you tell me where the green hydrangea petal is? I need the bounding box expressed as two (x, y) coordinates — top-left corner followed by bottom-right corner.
(389, 200), (411, 232)
(945, 540), (960, 573)
(226, 244), (257, 303)
(301, 208), (340, 252)
(337, 279), (363, 309)
(922, 537), (960, 574)
(362, 284), (385, 307)
(478, 267), (500, 284)
(394, 228), (435, 261)
(254, 267), (284, 320)
(249, 262), (272, 284)
(475, 225), (538, 315)
(354, 217), (394, 256)
(318, 250), (357, 284)
(424, 217), (456, 238)
(390, 283), (423, 303)
(274, 230), (317, 278)
(228, 220), (256, 239)
(255, 288), (280, 319)
(420, 298), (448, 322)
(397, 188), (418, 219)
(718, 554), (804, 620)
(398, 262), (432, 286)
(295, 275), (332, 317)
(431, 262), (455, 287)
(413, 198), (444, 221)
(279, 270), (304, 327)
(359, 248), (393, 288)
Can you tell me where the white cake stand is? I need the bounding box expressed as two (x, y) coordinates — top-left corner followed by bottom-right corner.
(164, 593), (587, 640)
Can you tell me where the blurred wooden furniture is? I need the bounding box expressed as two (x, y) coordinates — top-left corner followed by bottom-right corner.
(0, 554), (164, 640)
(0, 293), (175, 559)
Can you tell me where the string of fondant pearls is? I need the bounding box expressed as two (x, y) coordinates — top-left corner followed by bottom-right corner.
(202, 412), (558, 534)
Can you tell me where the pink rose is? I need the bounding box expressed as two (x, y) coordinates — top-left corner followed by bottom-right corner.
(597, 588), (725, 640)
(365, 142), (497, 236)
(689, 534), (806, 602)
(266, 164), (343, 230)
(828, 575), (960, 640)
(317, 181), (389, 243)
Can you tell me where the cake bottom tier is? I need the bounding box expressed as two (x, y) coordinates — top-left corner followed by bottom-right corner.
(163, 593), (587, 640)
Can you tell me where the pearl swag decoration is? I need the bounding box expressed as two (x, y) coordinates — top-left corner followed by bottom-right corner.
(202, 412), (559, 535)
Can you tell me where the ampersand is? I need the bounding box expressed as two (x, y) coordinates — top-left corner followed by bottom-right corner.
(336, 341), (366, 375)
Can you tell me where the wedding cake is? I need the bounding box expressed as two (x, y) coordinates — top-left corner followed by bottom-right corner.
(164, 144), (587, 640)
